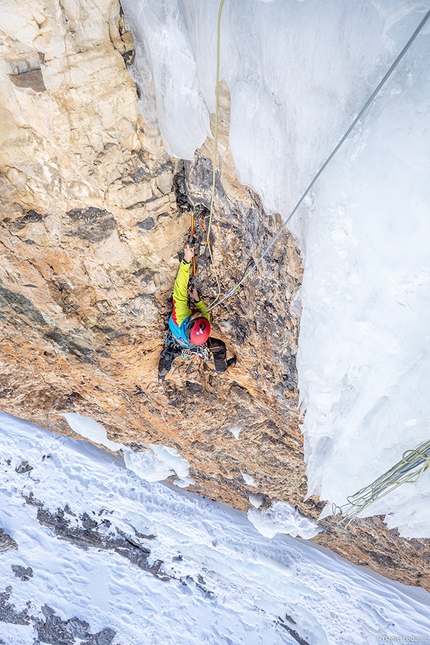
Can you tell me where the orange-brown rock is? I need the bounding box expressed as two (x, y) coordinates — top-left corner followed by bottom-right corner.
(1, 0), (429, 591)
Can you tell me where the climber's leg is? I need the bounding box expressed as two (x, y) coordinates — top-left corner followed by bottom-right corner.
(158, 344), (182, 382)
(207, 337), (229, 374)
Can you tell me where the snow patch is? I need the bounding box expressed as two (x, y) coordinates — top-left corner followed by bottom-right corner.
(229, 424), (242, 439)
(248, 493), (264, 509)
(248, 501), (322, 539)
(241, 471), (257, 487)
(123, 444), (190, 483)
(1, 412), (430, 645)
(173, 475), (196, 488)
(63, 413), (123, 452)
(63, 414), (191, 486)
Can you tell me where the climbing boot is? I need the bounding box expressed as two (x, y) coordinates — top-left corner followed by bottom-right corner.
(158, 368), (167, 382)
(226, 355), (237, 370)
(216, 355), (237, 375)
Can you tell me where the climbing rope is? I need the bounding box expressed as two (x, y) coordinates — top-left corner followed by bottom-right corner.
(187, 0), (225, 301)
(203, 7), (430, 313)
(189, 212), (197, 278)
(333, 439), (430, 527)
(203, 0), (226, 308)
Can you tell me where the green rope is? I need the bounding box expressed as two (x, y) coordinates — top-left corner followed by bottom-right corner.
(205, 7), (430, 313)
(334, 439), (430, 527)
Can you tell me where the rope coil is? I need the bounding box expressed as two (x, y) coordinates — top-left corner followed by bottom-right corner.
(334, 439), (430, 527)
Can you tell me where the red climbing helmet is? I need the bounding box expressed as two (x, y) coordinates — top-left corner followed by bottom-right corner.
(188, 317), (211, 345)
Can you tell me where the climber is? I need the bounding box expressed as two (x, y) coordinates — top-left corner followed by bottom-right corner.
(158, 242), (236, 382)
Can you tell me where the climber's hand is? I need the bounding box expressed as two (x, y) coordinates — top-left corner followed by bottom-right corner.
(188, 285), (199, 302)
(184, 243), (194, 263)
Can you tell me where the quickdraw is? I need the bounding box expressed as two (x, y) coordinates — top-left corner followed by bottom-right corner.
(164, 332), (211, 363)
(181, 346), (211, 362)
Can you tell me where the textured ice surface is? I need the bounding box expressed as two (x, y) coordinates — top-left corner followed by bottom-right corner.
(63, 413), (122, 451)
(64, 413), (192, 485)
(123, 444), (191, 483)
(241, 471), (257, 487)
(122, 0), (430, 536)
(2, 412), (430, 645)
(248, 500), (322, 539)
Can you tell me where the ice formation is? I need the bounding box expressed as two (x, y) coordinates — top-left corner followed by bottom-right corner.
(248, 493), (264, 508)
(241, 471), (258, 487)
(248, 500), (322, 539)
(63, 413), (123, 451)
(121, 0), (430, 536)
(123, 443), (192, 483)
(228, 423), (243, 439)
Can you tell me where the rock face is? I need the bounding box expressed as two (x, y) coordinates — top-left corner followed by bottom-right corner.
(1, 0), (430, 590)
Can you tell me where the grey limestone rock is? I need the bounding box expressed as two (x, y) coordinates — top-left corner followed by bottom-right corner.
(11, 565), (33, 581)
(35, 605), (116, 645)
(15, 461), (33, 474)
(0, 587), (30, 625)
(0, 529), (17, 552)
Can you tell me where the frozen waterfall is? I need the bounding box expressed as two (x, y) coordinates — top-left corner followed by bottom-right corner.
(121, 0), (430, 537)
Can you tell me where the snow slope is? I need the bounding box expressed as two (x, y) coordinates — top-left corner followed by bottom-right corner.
(121, 0), (430, 535)
(1, 412), (430, 645)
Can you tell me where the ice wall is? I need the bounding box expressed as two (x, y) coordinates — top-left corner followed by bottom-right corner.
(122, 0), (430, 536)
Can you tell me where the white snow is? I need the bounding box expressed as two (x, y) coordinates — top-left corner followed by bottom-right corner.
(241, 471), (257, 487)
(248, 493), (264, 509)
(1, 412), (430, 645)
(173, 475), (196, 488)
(63, 413), (123, 451)
(123, 443), (191, 484)
(228, 423), (242, 439)
(248, 500), (322, 539)
(121, 0), (430, 537)
(64, 413), (193, 486)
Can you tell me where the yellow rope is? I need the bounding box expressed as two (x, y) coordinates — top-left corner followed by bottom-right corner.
(204, 0), (226, 308)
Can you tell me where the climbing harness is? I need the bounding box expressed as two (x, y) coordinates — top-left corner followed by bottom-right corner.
(333, 439), (430, 527)
(202, 5), (430, 313)
(163, 331), (177, 352)
(181, 345), (211, 363)
(163, 331), (211, 362)
(182, 345), (210, 376)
